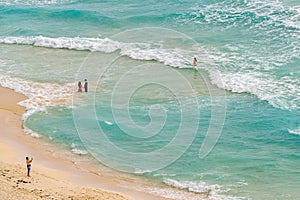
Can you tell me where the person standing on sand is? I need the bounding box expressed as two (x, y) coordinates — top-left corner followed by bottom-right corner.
(26, 157), (33, 177)
(84, 79), (88, 92)
(193, 57), (198, 67)
(78, 81), (83, 92)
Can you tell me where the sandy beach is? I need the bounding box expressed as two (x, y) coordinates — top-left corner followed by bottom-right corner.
(0, 86), (168, 200)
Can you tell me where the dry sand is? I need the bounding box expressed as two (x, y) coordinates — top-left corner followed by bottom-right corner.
(0, 86), (168, 200)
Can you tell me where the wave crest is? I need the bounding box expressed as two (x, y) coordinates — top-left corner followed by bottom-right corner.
(162, 178), (243, 200)
(0, 0), (76, 6)
(288, 127), (300, 136)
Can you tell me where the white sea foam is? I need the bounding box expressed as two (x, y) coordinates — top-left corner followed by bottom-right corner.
(209, 71), (300, 110)
(71, 148), (88, 155)
(153, 173), (176, 177)
(288, 127), (300, 136)
(0, 0), (76, 6)
(0, 74), (75, 120)
(134, 169), (153, 175)
(0, 36), (194, 69)
(184, 0), (300, 32)
(162, 178), (245, 200)
(134, 178), (244, 200)
(164, 178), (219, 194)
(24, 127), (40, 138)
(0, 36), (120, 53)
(70, 143), (88, 155)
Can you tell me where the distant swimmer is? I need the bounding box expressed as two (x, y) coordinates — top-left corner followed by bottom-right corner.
(84, 79), (88, 92)
(193, 57), (198, 67)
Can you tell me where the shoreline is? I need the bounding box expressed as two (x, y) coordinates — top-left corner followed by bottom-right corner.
(0, 86), (169, 200)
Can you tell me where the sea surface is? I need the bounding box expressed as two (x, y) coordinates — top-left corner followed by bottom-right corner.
(0, 0), (299, 199)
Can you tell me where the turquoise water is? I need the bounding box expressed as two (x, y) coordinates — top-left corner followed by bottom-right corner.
(0, 0), (300, 199)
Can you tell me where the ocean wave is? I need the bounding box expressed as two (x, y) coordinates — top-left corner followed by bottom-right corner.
(181, 0), (300, 31)
(209, 71), (300, 110)
(0, 0), (76, 6)
(71, 143), (88, 155)
(175, 0), (300, 111)
(0, 74), (75, 120)
(288, 127), (300, 136)
(157, 178), (244, 200)
(0, 35), (195, 68)
(164, 178), (219, 194)
(0, 34), (299, 111)
(179, 0), (300, 68)
(0, 36), (120, 53)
